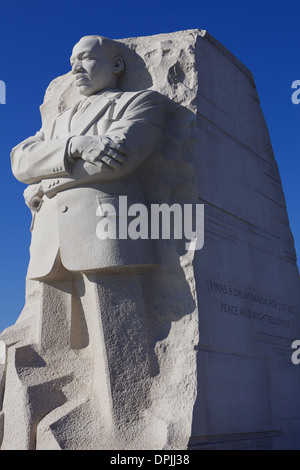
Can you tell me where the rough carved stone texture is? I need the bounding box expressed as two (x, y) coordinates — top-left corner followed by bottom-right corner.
(1, 29), (300, 450)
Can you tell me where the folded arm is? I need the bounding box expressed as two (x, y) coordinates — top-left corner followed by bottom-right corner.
(10, 130), (74, 185)
(12, 90), (166, 202)
(45, 90), (167, 195)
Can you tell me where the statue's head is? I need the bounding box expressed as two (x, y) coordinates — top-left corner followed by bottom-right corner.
(70, 35), (125, 96)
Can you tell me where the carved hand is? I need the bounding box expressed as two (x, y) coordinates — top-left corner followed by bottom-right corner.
(23, 183), (44, 211)
(68, 135), (128, 170)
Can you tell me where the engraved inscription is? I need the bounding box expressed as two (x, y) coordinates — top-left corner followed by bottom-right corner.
(208, 280), (294, 329)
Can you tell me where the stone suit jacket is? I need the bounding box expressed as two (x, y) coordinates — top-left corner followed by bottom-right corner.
(11, 89), (166, 279)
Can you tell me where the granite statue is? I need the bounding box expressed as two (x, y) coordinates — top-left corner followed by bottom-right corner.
(1, 29), (300, 450)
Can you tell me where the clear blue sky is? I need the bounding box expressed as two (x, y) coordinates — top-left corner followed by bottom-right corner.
(0, 0), (299, 331)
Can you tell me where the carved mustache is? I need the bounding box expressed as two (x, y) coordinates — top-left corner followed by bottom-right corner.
(74, 74), (88, 83)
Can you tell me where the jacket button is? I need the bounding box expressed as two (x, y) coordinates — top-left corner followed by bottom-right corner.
(61, 205), (68, 213)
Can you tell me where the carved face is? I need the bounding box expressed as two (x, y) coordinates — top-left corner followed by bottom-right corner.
(70, 37), (123, 96)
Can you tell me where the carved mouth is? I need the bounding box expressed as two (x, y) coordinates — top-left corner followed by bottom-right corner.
(75, 75), (88, 85)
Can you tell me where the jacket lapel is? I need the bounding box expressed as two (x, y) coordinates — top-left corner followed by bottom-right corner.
(52, 107), (75, 138)
(68, 91), (123, 136)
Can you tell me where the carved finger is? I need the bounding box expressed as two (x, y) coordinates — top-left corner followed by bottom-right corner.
(108, 141), (130, 155)
(101, 156), (123, 170)
(106, 149), (126, 164)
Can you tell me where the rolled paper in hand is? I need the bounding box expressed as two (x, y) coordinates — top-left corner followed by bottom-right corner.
(30, 196), (43, 212)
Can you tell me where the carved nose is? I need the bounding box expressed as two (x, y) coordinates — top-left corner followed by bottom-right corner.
(72, 62), (84, 74)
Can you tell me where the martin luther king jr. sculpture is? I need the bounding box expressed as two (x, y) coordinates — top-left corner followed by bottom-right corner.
(0, 35), (172, 450)
(15, 35), (166, 278)
(3, 29), (300, 450)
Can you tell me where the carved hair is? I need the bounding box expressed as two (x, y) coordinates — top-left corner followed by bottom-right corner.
(79, 35), (123, 61)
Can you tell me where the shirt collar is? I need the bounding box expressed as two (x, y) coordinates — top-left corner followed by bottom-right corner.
(87, 89), (121, 103)
(76, 89), (122, 111)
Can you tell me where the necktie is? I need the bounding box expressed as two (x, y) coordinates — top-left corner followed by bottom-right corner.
(71, 98), (91, 129)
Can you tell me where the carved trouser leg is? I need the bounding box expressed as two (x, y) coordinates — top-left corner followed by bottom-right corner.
(0, 263), (161, 450)
(0, 263), (93, 450)
(37, 270), (158, 450)
(81, 271), (155, 447)
(0, 271), (86, 450)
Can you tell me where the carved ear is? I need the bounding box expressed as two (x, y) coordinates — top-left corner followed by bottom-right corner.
(112, 56), (124, 74)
